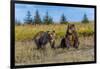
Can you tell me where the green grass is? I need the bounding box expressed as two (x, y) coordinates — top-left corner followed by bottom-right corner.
(15, 23), (94, 41)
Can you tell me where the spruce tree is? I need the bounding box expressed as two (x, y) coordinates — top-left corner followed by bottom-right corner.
(43, 11), (53, 24)
(24, 11), (32, 24)
(48, 17), (53, 24)
(34, 10), (41, 24)
(60, 14), (68, 24)
(82, 13), (89, 23)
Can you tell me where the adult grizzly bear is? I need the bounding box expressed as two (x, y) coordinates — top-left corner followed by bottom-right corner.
(33, 31), (56, 49)
(60, 24), (79, 49)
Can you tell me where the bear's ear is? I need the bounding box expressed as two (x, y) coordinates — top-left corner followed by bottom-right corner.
(71, 24), (75, 27)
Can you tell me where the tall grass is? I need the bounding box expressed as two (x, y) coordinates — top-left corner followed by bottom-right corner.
(15, 36), (94, 65)
(15, 23), (94, 41)
(15, 23), (95, 65)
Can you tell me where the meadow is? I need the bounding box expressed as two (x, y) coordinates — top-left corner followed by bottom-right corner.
(15, 23), (95, 65)
(15, 23), (94, 41)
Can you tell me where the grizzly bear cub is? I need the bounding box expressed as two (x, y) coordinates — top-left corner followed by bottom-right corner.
(61, 24), (79, 49)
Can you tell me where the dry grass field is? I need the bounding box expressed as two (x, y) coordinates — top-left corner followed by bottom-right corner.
(15, 23), (95, 65)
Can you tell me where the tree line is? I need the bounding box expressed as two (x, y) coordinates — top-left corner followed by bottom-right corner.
(15, 10), (89, 25)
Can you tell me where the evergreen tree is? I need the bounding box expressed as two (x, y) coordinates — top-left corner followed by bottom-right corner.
(60, 14), (68, 24)
(34, 10), (41, 24)
(82, 13), (89, 23)
(43, 11), (53, 24)
(24, 11), (32, 24)
(43, 11), (49, 24)
(48, 17), (53, 24)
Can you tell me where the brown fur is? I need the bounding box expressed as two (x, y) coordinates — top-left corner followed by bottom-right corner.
(60, 24), (79, 48)
(33, 31), (56, 49)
